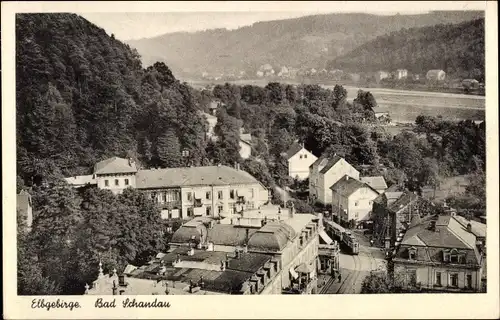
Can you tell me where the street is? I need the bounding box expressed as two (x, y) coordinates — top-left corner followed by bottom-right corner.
(319, 231), (386, 294)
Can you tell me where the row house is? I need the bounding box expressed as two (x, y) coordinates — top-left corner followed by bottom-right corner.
(65, 157), (269, 220)
(169, 205), (320, 294)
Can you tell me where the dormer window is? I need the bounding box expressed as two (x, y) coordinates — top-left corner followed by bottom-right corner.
(409, 247), (416, 260)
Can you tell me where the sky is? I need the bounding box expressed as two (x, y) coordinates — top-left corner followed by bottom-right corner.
(74, 1), (484, 41)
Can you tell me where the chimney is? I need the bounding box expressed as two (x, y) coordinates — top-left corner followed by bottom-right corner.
(207, 242), (214, 251)
(429, 220), (436, 231)
(220, 260), (226, 271)
(345, 175), (349, 181)
(467, 223), (472, 233)
(188, 248), (194, 256)
(245, 228), (250, 245)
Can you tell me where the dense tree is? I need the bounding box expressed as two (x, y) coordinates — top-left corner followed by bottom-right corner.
(156, 129), (182, 168)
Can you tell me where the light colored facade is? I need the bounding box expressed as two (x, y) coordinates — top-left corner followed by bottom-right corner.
(17, 190), (33, 231)
(426, 69), (446, 82)
(94, 157), (138, 195)
(65, 158), (268, 220)
(395, 69), (408, 79)
(309, 156), (360, 205)
(375, 71), (390, 83)
(239, 139), (252, 160)
(285, 143), (318, 180)
(393, 215), (483, 292)
(330, 175), (380, 224)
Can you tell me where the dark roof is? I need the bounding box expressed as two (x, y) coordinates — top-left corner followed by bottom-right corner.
(94, 157), (137, 174)
(396, 215), (481, 265)
(319, 155), (344, 174)
(247, 221), (296, 252)
(171, 225), (206, 244)
(285, 142), (305, 160)
(309, 154), (329, 169)
(136, 166), (261, 189)
(227, 253), (272, 273)
(330, 175), (378, 197)
(387, 192), (419, 213)
(207, 225), (257, 247)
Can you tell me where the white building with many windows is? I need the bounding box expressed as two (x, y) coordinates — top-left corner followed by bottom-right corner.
(64, 157), (269, 220)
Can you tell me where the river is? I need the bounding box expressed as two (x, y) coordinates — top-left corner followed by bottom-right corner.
(188, 79), (486, 123)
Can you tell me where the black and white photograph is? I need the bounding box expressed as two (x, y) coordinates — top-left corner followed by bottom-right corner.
(3, 1), (499, 319)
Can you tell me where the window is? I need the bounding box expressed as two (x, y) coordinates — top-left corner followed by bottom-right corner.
(409, 248), (416, 260)
(435, 272), (442, 286)
(206, 191), (211, 200)
(354, 201), (359, 207)
(300, 155), (303, 159)
(466, 275), (472, 288)
(450, 249), (459, 264)
(304, 154), (307, 159)
(369, 200), (373, 205)
(206, 206), (212, 216)
(115, 179), (119, 186)
(450, 273), (459, 287)
(218, 191), (223, 200)
(168, 211), (172, 219)
(124, 179), (129, 186)
(104, 180), (109, 187)
(187, 192), (192, 201)
(249, 188), (254, 199)
(218, 205), (224, 214)
(187, 207), (194, 217)
(230, 190), (235, 199)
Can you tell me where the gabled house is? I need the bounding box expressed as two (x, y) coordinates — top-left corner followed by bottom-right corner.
(330, 175), (380, 226)
(393, 215), (483, 292)
(284, 142), (318, 180)
(309, 155), (360, 205)
(93, 157), (138, 195)
(375, 71), (390, 83)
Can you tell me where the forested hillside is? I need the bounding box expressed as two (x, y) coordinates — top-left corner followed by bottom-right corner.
(330, 18), (485, 81)
(16, 13), (208, 188)
(16, 13), (210, 295)
(127, 11), (483, 78)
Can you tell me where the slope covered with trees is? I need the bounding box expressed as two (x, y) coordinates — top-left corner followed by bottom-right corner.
(16, 13), (205, 295)
(16, 13), (208, 187)
(127, 11), (483, 78)
(330, 18), (485, 81)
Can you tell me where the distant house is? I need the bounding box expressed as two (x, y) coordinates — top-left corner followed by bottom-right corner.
(208, 100), (223, 115)
(330, 175), (380, 226)
(329, 69), (344, 81)
(309, 155), (360, 205)
(278, 66), (289, 78)
(360, 176), (388, 194)
(256, 70), (264, 78)
(259, 64), (275, 77)
(17, 190), (33, 231)
(462, 79), (480, 90)
(395, 69), (408, 80)
(349, 73), (361, 83)
(375, 71), (390, 83)
(374, 112), (391, 124)
(284, 142), (318, 180)
(64, 174), (97, 188)
(426, 69), (446, 82)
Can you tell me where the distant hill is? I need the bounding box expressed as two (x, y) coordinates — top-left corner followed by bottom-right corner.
(127, 11), (484, 78)
(329, 18), (485, 81)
